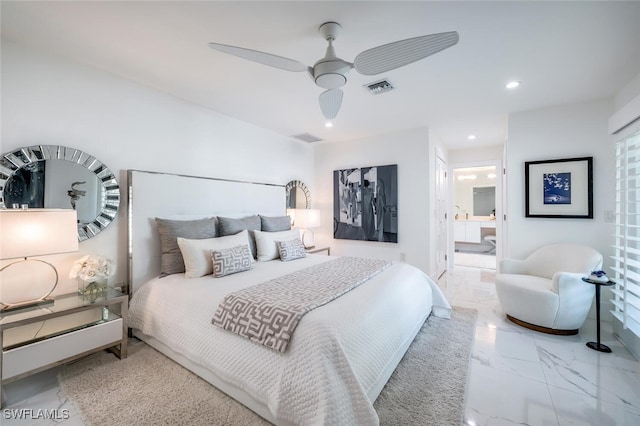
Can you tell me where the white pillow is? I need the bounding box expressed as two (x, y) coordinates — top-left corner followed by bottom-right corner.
(254, 229), (301, 261)
(177, 230), (251, 278)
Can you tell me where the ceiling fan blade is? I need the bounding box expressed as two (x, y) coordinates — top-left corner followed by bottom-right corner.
(353, 31), (459, 76)
(208, 42), (307, 72)
(319, 89), (343, 120)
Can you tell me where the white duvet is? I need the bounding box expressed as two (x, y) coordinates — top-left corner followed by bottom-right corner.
(129, 255), (450, 425)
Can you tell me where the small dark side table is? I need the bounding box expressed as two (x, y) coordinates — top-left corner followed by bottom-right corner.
(581, 277), (616, 353)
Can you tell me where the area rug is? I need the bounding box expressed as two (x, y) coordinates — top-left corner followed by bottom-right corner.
(59, 307), (477, 426)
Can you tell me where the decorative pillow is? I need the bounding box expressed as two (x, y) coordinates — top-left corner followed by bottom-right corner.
(211, 244), (253, 278)
(260, 215), (292, 232)
(217, 215), (261, 258)
(177, 230), (251, 278)
(254, 229), (301, 261)
(155, 217), (217, 277)
(277, 238), (307, 262)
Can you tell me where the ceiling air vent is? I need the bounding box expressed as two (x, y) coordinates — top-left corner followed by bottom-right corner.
(365, 79), (394, 95)
(293, 133), (323, 143)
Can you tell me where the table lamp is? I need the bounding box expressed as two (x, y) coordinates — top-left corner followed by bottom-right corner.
(291, 208), (321, 249)
(0, 208), (79, 311)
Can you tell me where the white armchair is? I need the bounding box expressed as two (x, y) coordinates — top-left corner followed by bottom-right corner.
(495, 244), (603, 335)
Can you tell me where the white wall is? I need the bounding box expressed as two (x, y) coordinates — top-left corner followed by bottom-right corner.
(506, 98), (615, 261)
(505, 98), (615, 329)
(313, 128), (433, 275)
(1, 41), (313, 295)
(448, 144), (504, 164)
(614, 71), (640, 111)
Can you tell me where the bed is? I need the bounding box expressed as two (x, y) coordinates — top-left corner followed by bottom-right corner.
(126, 170), (451, 425)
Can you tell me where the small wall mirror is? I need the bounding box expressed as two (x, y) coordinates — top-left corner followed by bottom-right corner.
(473, 186), (496, 216)
(0, 145), (120, 241)
(285, 180), (310, 209)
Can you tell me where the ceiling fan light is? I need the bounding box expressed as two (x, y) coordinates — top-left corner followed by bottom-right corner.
(315, 73), (347, 90)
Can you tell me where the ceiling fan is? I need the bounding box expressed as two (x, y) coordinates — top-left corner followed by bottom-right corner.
(208, 22), (459, 121)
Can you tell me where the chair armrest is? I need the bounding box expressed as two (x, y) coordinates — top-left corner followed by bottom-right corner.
(552, 272), (596, 329)
(551, 272), (590, 294)
(498, 258), (528, 274)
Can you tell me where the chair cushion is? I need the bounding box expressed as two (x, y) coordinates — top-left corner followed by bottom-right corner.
(496, 274), (554, 292)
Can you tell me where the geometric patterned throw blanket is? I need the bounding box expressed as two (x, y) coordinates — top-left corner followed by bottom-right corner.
(212, 257), (392, 352)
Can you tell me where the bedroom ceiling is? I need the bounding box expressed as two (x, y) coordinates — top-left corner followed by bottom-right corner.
(2, 1), (640, 149)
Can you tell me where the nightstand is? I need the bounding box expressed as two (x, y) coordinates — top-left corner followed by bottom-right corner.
(306, 246), (330, 255)
(1, 288), (128, 407)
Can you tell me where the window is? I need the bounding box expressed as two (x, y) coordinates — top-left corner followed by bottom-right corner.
(612, 122), (640, 338)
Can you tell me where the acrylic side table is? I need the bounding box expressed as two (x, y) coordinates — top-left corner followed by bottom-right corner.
(581, 277), (615, 353)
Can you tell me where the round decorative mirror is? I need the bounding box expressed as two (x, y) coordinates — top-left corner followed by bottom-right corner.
(0, 145), (120, 241)
(286, 180), (310, 209)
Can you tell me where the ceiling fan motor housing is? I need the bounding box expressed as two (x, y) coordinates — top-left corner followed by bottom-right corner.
(313, 59), (350, 89)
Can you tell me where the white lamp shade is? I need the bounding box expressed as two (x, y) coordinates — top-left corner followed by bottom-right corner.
(0, 209), (79, 260)
(292, 209), (321, 229)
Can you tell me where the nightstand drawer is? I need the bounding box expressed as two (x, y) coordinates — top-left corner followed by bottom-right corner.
(2, 318), (123, 380)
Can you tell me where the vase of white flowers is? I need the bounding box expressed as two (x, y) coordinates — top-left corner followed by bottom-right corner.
(69, 255), (114, 296)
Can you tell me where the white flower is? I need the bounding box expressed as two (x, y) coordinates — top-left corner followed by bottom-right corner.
(69, 255), (114, 281)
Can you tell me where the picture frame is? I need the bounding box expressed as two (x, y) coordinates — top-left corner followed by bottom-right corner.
(333, 164), (398, 243)
(525, 157), (593, 219)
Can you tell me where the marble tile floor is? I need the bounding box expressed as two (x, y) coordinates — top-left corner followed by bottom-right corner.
(440, 266), (640, 426)
(454, 252), (497, 270)
(3, 265), (639, 425)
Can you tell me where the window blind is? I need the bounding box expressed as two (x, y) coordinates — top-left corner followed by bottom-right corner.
(612, 125), (640, 338)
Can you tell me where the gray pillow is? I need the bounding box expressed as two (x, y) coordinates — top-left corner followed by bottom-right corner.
(260, 215), (292, 232)
(211, 244), (253, 278)
(277, 238), (307, 262)
(156, 217), (217, 277)
(218, 215), (261, 257)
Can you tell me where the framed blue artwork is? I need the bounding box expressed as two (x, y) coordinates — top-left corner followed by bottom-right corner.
(525, 157), (593, 219)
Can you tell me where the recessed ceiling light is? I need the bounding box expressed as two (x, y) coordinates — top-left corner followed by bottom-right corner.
(506, 81), (521, 89)
(468, 134), (476, 140)
(325, 121), (333, 128)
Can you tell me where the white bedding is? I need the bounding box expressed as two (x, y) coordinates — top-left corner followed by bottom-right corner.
(129, 255), (451, 425)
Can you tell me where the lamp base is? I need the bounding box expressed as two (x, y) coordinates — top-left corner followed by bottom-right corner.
(0, 258), (59, 313)
(302, 229), (316, 249)
(1, 296), (55, 313)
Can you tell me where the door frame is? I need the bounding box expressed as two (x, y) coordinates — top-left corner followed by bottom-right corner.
(448, 159), (503, 270)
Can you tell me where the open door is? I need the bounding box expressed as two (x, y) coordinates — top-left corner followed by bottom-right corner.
(435, 155), (448, 278)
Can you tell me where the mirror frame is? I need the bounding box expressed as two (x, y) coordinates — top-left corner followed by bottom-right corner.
(0, 145), (120, 241)
(285, 180), (310, 209)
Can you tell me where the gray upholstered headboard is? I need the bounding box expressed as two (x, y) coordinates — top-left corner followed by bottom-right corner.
(127, 170), (286, 293)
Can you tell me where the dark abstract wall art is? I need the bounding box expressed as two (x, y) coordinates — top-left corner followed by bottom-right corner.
(333, 164), (398, 242)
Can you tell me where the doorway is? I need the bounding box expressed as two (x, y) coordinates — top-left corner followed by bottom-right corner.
(450, 164), (500, 269)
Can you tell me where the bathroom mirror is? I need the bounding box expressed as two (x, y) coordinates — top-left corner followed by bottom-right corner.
(0, 145), (120, 241)
(473, 186), (496, 216)
(285, 180), (310, 209)
(454, 166), (496, 218)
